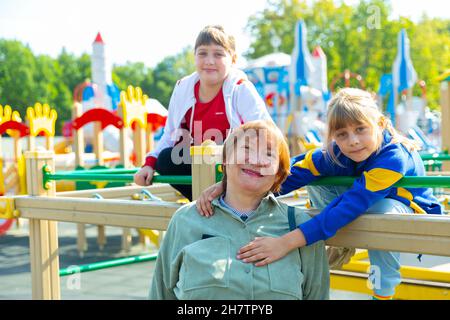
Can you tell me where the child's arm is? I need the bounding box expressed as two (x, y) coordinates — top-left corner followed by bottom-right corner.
(299, 145), (407, 245)
(239, 145), (407, 265)
(237, 228), (307, 266)
(280, 149), (334, 195)
(196, 182), (223, 216)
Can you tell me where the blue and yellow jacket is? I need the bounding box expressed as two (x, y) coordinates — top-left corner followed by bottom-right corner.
(280, 131), (443, 245)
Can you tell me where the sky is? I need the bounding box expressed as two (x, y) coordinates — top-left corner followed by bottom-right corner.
(0, 0), (448, 68)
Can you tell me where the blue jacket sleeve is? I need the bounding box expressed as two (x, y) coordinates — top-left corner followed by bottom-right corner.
(299, 144), (408, 244)
(280, 149), (337, 195)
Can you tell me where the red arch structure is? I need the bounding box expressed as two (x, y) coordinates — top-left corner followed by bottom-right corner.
(0, 121), (30, 137)
(0, 120), (29, 235)
(0, 219), (13, 236)
(146, 113), (166, 131)
(72, 108), (124, 130)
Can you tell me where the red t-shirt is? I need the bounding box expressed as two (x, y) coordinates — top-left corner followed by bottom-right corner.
(144, 81), (230, 169)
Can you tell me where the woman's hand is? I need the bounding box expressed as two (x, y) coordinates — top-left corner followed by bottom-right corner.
(196, 182), (223, 217)
(134, 166), (155, 186)
(237, 229), (307, 267)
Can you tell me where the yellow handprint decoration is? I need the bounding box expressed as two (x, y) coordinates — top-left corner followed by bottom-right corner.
(0, 104), (22, 137)
(0, 104), (22, 123)
(26, 103), (57, 137)
(119, 86), (148, 129)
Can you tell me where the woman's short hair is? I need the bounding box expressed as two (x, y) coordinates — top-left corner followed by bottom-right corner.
(195, 25), (236, 59)
(221, 120), (290, 193)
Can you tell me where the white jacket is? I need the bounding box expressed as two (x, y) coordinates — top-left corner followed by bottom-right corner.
(147, 68), (272, 160)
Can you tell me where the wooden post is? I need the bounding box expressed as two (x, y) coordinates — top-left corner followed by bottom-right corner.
(73, 103), (85, 168)
(441, 79), (450, 171)
(93, 122), (106, 249)
(93, 122), (104, 166)
(119, 126), (130, 168)
(117, 99), (129, 168)
(25, 150), (60, 300)
(0, 157), (4, 196)
(73, 103), (87, 256)
(13, 136), (22, 194)
(45, 135), (54, 152)
(118, 126), (131, 252)
(191, 142), (222, 200)
(28, 135), (36, 152)
(133, 125), (146, 167)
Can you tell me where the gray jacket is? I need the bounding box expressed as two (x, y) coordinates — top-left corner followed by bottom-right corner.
(149, 193), (330, 300)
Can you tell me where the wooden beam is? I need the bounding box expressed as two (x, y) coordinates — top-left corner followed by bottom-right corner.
(25, 151), (60, 300)
(19, 208), (173, 230)
(14, 195), (450, 256)
(16, 196), (180, 218)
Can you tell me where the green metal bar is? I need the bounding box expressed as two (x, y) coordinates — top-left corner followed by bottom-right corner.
(43, 169), (192, 187)
(57, 168), (139, 175)
(59, 253), (158, 277)
(43, 164), (450, 190)
(47, 173), (136, 182)
(420, 154), (450, 161)
(309, 176), (450, 188)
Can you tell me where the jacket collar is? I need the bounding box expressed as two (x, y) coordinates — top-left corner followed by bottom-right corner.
(180, 68), (248, 103)
(211, 192), (278, 215)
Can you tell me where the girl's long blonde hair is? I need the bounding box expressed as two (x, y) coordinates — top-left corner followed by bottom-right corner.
(326, 88), (419, 166)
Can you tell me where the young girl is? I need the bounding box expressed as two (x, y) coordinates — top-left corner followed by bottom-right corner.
(134, 25), (271, 200)
(196, 88), (443, 300)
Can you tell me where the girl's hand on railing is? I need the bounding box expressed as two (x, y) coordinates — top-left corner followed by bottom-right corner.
(134, 166), (155, 186)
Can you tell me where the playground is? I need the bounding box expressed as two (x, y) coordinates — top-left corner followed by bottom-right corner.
(1, 5), (450, 300)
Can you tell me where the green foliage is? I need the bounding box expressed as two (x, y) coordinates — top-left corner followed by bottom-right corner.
(0, 40), (91, 133)
(0, 39), (194, 134)
(0, 40), (37, 116)
(245, 0), (450, 110)
(112, 47), (195, 107)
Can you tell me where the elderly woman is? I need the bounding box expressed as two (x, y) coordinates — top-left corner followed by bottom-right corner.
(149, 120), (329, 300)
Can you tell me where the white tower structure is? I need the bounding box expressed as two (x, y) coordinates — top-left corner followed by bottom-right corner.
(91, 32), (113, 110)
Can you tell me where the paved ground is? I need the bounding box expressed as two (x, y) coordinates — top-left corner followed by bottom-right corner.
(0, 221), (158, 300)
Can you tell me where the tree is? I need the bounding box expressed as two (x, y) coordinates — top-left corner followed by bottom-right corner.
(112, 61), (153, 95)
(0, 39), (38, 116)
(244, 0), (450, 109)
(147, 46), (195, 107)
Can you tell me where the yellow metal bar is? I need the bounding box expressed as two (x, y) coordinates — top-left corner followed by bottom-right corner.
(349, 250), (369, 261)
(0, 197), (18, 219)
(341, 259), (450, 283)
(190, 140), (222, 156)
(330, 271), (450, 300)
(0, 158), (4, 195)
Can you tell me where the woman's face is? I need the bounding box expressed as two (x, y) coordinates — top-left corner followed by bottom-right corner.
(195, 43), (233, 86)
(225, 131), (279, 196)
